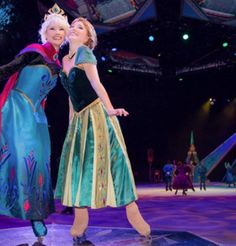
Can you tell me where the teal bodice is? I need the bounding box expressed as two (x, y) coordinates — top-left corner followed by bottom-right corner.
(60, 46), (98, 112)
(15, 65), (57, 110)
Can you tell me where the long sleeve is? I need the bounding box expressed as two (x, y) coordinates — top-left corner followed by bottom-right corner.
(0, 52), (40, 82)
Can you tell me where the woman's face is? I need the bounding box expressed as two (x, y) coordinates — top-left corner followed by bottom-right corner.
(68, 20), (89, 45)
(45, 22), (67, 50)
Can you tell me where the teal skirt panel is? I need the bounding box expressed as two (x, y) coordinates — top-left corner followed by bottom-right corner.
(105, 113), (137, 206)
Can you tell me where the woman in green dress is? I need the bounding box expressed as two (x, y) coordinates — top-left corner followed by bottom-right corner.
(55, 17), (151, 245)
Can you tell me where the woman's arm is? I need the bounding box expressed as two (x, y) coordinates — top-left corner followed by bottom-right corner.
(0, 52), (39, 82)
(83, 63), (129, 117)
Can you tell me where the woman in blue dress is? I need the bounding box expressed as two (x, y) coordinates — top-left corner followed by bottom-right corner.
(0, 4), (69, 244)
(55, 17), (151, 245)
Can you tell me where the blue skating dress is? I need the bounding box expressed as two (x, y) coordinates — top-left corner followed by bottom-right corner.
(0, 43), (58, 220)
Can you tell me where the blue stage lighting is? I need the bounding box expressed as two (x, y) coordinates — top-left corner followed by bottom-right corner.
(148, 35), (154, 42)
(0, 2), (15, 31)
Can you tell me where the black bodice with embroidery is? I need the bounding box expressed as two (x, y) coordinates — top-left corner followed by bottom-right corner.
(60, 67), (98, 112)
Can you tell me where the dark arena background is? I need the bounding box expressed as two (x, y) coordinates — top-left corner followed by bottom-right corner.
(0, 0), (236, 245)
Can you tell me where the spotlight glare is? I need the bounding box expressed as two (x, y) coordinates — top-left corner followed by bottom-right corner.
(108, 69), (113, 73)
(111, 48), (117, 51)
(101, 56), (106, 61)
(182, 33), (189, 40)
(222, 42), (229, 48)
(209, 98), (216, 105)
(149, 35), (154, 42)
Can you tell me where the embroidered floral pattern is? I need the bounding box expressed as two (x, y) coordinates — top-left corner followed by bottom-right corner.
(0, 144), (18, 210)
(0, 144), (18, 211)
(94, 107), (108, 207)
(0, 144), (10, 168)
(24, 199), (30, 212)
(21, 153), (52, 216)
(0, 177), (18, 211)
(39, 74), (57, 103)
(24, 151), (37, 184)
(39, 173), (43, 187)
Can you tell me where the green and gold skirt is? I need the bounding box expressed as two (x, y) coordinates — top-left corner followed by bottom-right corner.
(55, 99), (137, 208)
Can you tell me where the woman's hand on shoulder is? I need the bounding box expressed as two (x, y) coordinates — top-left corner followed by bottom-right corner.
(106, 108), (129, 117)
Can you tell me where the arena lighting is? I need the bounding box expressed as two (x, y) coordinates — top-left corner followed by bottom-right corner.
(112, 64), (160, 75)
(0, 2), (15, 32)
(182, 33), (189, 40)
(148, 35), (154, 42)
(108, 69), (113, 73)
(176, 61), (227, 75)
(101, 56), (106, 61)
(222, 42), (229, 48)
(209, 98), (216, 105)
(111, 48), (117, 51)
